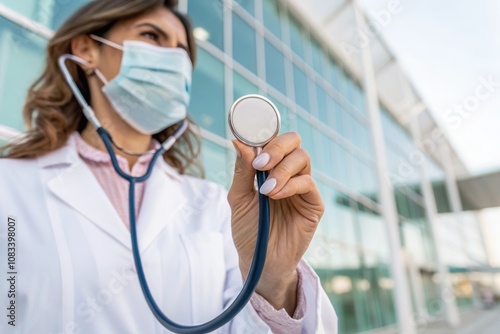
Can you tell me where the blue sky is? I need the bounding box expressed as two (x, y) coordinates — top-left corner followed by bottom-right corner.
(362, 0), (500, 175)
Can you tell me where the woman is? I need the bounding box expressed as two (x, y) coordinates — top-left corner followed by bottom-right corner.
(0, 0), (337, 333)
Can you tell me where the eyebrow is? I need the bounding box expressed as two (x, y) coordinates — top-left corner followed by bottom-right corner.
(136, 22), (189, 54)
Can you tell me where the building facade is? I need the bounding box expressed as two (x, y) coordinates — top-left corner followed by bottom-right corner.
(0, 0), (493, 333)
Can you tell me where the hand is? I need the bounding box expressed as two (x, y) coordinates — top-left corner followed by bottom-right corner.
(228, 132), (324, 315)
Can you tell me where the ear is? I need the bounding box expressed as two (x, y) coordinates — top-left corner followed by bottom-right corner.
(70, 35), (100, 73)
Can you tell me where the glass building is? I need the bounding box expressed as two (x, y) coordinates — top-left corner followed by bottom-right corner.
(0, 1), (494, 333)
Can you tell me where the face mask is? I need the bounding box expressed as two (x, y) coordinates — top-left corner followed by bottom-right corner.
(89, 34), (192, 135)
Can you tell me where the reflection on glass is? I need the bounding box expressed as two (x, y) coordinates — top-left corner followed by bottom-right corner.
(334, 144), (349, 186)
(313, 253), (396, 333)
(328, 58), (342, 93)
(2, 0), (91, 29)
(201, 139), (230, 188)
(0, 17), (47, 131)
(233, 70), (258, 101)
(265, 97), (291, 134)
(293, 65), (310, 111)
(316, 84), (328, 124)
(262, 0), (282, 39)
(188, 0), (224, 50)
(288, 13), (304, 59)
(235, 0), (255, 16)
(232, 12), (257, 74)
(318, 133), (333, 175)
(334, 101), (347, 138)
(190, 48), (226, 137)
(296, 114), (320, 168)
(357, 205), (389, 258)
(310, 38), (325, 75)
(264, 39), (287, 95)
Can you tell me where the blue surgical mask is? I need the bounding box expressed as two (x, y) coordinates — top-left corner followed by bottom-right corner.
(90, 35), (192, 135)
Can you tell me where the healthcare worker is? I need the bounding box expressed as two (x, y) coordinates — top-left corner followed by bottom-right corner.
(0, 0), (338, 333)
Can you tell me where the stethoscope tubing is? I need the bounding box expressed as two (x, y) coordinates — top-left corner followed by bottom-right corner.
(97, 126), (270, 333)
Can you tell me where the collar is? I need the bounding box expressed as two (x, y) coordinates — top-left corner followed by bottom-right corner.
(73, 132), (159, 166)
(37, 131), (183, 182)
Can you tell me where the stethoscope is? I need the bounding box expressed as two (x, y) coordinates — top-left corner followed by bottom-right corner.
(59, 55), (282, 333)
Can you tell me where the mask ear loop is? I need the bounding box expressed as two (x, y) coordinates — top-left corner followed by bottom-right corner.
(57, 53), (188, 157)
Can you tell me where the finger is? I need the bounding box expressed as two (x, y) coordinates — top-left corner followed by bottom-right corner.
(252, 132), (301, 171)
(267, 174), (320, 203)
(258, 148), (311, 197)
(228, 140), (258, 202)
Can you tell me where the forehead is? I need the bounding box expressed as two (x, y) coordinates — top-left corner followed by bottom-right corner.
(119, 6), (187, 43)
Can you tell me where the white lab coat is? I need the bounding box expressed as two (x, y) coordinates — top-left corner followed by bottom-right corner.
(0, 135), (337, 334)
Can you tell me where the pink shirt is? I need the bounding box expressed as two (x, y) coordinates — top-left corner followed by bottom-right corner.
(73, 132), (306, 333)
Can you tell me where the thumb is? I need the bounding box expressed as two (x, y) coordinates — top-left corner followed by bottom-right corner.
(229, 140), (257, 196)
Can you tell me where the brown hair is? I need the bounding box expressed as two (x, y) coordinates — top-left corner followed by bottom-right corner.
(1, 0), (203, 177)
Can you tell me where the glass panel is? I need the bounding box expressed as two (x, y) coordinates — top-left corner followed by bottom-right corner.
(318, 132), (333, 175)
(2, 0), (91, 29)
(190, 49), (226, 137)
(265, 96), (291, 134)
(201, 139), (230, 188)
(296, 115), (319, 167)
(310, 38), (325, 75)
(188, 0), (224, 50)
(0, 17), (47, 131)
(264, 39), (287, 95)
(338, 68), (351, 100)
(233, 70), (258, 101)
(334, 101), (347, 139)
(262, 0), (282, 39)
(324, 93), (337, 130)
(236, 0), (255, 16)
(357, 205), (389, 258)
(334, 144), (350, 187)
(288, 14), (304, 59)
(316, 84), (328, 124)
(328, 58), (342, 93)
(232, 12), (257, 74)
(293, 65), (310, 111)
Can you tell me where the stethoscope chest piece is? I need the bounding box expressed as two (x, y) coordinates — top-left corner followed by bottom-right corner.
(229, 94), (281, 149)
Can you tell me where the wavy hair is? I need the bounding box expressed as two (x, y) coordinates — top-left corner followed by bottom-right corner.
(1, 0), (203, 177)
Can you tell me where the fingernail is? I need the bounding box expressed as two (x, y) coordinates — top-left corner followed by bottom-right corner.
(260, 178), (277, 195)
(252, 153), (270, 169)
(231, 140), (241, 158)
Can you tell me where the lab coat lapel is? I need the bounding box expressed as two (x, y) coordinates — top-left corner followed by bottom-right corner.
(136, 158), (188, 254)
(42, 139), (131, 251)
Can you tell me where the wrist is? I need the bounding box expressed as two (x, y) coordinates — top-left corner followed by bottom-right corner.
(240, 263), (299, 316)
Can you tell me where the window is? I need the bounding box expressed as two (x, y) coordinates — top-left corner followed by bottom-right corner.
(316, 84), (328, 124)
(232, 12), (257, 74)
(288, 14), (304, 59)
(235, 0), (255, 16)
(190, 49), (226, 137)
(317, 133), (334, 175)
(264, 39), (287, 95)
(265, 97), (291, 134)
(262, 0), (282, 39)
(296, 115), (319, 167)
(233, 70), (258, 101)
(334, 101), (347, 139)
(293, 65), (310, 112)
(310, 38), (325, 75)
(0, 17), (47, 131)
(188, 0), (224, 50)
(201, 139), (230, 188)
(2, 0), (90, 29)
(333, 143), (349, 186)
